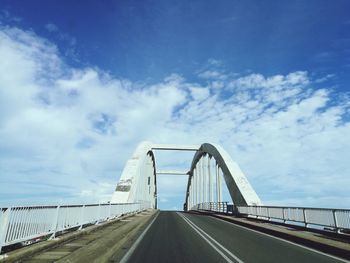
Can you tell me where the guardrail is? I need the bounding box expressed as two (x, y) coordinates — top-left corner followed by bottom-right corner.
(0, 202), (149, 254)
(192, 202), (350, 233)
(192, 202), (229, 214)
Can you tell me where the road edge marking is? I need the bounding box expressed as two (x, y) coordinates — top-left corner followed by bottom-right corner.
(119, 211), (159, 263)
(177, 212), (243, 263)
(209, 215), (350, 263)
(180, 213), (244, 263)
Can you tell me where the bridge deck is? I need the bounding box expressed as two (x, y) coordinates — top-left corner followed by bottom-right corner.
(3, 211), (349, 263)
(126, 211), (349, 263)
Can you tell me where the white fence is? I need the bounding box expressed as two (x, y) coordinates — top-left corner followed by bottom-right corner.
(237, 205), (350, 232)
(193, 202), (228, 213)
(193, 202), (350, 233)
(0, 202), (149, 254)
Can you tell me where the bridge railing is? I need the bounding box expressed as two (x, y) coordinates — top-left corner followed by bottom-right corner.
(191, 202), (229, 214)
(236, 205), (350, 232)
(193, 202), (350, 233)
(0, 202), (149, 254)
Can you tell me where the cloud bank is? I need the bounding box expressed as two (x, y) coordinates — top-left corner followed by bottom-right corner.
(0, 25), (349, 208)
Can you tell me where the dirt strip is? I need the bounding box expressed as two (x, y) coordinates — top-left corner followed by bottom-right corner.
(2, 209), (158, 263)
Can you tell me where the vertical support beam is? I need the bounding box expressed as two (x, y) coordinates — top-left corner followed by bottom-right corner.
(208, 155), (212, 202)
(202, 157), (206, 206)
(202, 156), (206, 204)
(198, 160), (202, 205)
(206, 155), (210, 203)
(205, 154), (208, 203)
(189, 180), (192, 209)
(217, 164), (222, 203)
(201, 155), (206, 204)
(193, 169), (196, 207)
(215, 163), (218, 202)
(192, 174), (194, 208)
(194, 168), (198, 207)
(188, 176), (191, 209)
(200, 159), (202, 205)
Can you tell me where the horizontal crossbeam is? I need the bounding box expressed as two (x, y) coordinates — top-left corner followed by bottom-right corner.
(152, 144), (200, 151)
(156, 170), (189, 175)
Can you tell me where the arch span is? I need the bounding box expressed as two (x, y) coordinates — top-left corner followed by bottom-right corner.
(111, 141), (261, 210)
(185, 143), (261, 210)
(111, 141), (157, 208)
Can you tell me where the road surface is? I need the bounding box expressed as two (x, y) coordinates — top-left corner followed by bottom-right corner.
(122, 211), (348, 263)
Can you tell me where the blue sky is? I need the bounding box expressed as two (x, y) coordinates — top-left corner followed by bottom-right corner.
(0, 1), (350, 209)
(2, 0), (350, 85)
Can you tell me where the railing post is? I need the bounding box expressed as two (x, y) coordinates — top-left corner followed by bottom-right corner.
(50, 205), (60, 240)
(79, 205), (85, 230)
(96, 203), (101, 225)
(108, 203), (112, 220)
(0, 207), (11, 254)
(302, 208), (308, 228)
(332, 209), (339, 233)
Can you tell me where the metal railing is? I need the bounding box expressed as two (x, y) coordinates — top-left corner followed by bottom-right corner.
(192, 202), (350, 233)
(0, 202), (149, 254)
(191, 202), (229, 214)
(236, 205), (350, 232)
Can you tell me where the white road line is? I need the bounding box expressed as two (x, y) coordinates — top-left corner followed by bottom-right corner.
(209, 215), (350, 263)
(177, 212), (244, 263)
(119, 212), (159, 263)
(183, 215), (243, 263)
(177, 213), (235, 263)
(180, 213), (244, 263)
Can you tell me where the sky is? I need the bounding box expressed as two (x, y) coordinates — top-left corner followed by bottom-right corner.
(0, 0), (350, 209)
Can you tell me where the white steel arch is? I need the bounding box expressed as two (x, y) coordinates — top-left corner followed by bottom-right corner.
(111, 141), (157, 208)
(111, 141), (261, 210)
(185, 143), (262, 210)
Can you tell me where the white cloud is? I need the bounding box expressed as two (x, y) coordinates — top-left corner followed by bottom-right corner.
(314, 73), (335, 83)
(0, 10), (22, 24)
(228, 71), (309, 90)
(198, 70), (227, 80)
(189, 86), (210, 101)
(45, 23), (59, 32)
(0, 25), (349, 209)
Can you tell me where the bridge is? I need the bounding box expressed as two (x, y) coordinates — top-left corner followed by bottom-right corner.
(0, 142), (349, 262)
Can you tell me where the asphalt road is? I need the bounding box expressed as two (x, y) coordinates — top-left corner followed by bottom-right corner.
(123, 211), (348, 263)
